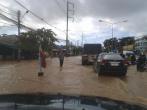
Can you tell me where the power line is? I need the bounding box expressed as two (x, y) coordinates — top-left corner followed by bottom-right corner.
(0, 4), (18, 21)
(0, 21), (14, 25)
(54, 0), (66, 15)
(0, 25), (16, 27)
(0, 13), (34, 31)
(66, 0), (74, 48)
(74, 16), (81, 22)
(0, 4), (18, 18)
(0, 9), (34, 31)
(0, 3), (17, 13)
(0, 9), (17, 17)
(21, 10), (29, 20)
(14, 0), (65, 33)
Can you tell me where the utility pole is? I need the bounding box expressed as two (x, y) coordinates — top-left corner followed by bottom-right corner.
(81, 32), (84, 47)
(17, 10), (21, 60)
(77, 40), (79, 47)
(99, 19), (127, 52)
(112, 24), (114, 51)
(66, 0), (74, 50)
(66, 0), (69, 50)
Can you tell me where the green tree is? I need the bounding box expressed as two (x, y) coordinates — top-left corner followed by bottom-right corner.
(19, 31), (39, 52)
(36, 28), (57, 52)
(19, 28), (57, 56)
(104, 37), (119, 52)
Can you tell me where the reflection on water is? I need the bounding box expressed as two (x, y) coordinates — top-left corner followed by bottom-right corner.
(0, 57), (147, 105)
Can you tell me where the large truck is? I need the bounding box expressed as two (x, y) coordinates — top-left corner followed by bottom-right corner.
(82, 44), (102, 65)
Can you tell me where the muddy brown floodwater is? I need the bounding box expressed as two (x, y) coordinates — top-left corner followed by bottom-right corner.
(0, 56), (147, 105)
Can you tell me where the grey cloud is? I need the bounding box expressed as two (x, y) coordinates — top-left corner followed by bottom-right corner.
(4, 0), (147, 23)
(74, 0), (147, 36)
(1, 0), (147, 37)
(26, 0), (66, 23)
(76, 0), (147, 18)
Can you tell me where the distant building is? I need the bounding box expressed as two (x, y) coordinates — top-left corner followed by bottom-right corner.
(123, 44), (134, 51)
(0, 35), (18, 59)
(135, 36), (147, 55)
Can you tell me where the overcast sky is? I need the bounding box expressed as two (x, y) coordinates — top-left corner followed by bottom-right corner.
(0, 0), (147, 45)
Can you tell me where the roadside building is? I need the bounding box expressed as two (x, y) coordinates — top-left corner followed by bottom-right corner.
(0, 35), (18, 60)
(135, 36), (147, 55)
(119, 37), (135, 52)
(123, 44), (134, 51)
(0, 35), (41, 60)
(52, 49), (58, 57)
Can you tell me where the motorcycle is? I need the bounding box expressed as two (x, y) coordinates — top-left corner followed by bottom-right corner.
(137, 62), (147, 72)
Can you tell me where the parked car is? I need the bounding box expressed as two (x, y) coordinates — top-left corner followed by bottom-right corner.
(93, 53), (128, 76)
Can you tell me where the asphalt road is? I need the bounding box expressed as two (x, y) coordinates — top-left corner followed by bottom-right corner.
(0, 56), (147, 105)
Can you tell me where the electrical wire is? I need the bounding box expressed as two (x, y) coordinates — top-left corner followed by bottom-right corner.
(0, 3), (17, 13)
(0, 21), (14, 25)
(0, 25), (16, 28)
(21, 10), (29, 20)
(14, 0), (65, 33)
(0, 13), (34, 31)
(0, 3), (18, 21)
(54, 0), (66, 15)
(0, 9), (17, 17)
(0, 8), (34, 31)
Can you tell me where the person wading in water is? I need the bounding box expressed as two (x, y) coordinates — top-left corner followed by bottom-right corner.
(58, 49), (65, 70)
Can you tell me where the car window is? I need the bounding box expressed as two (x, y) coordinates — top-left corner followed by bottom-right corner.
(103, 54), (123, 60)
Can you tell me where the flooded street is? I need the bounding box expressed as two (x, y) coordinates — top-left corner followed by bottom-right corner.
(0, 56), (147, 105)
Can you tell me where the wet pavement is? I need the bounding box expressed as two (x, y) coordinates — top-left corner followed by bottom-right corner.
(0, 56), (147, 105)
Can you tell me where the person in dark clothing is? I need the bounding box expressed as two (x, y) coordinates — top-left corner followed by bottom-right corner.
(58, 49), (64, 69)
(137, 53), (146, 71)
(131, 54), (136, 65)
